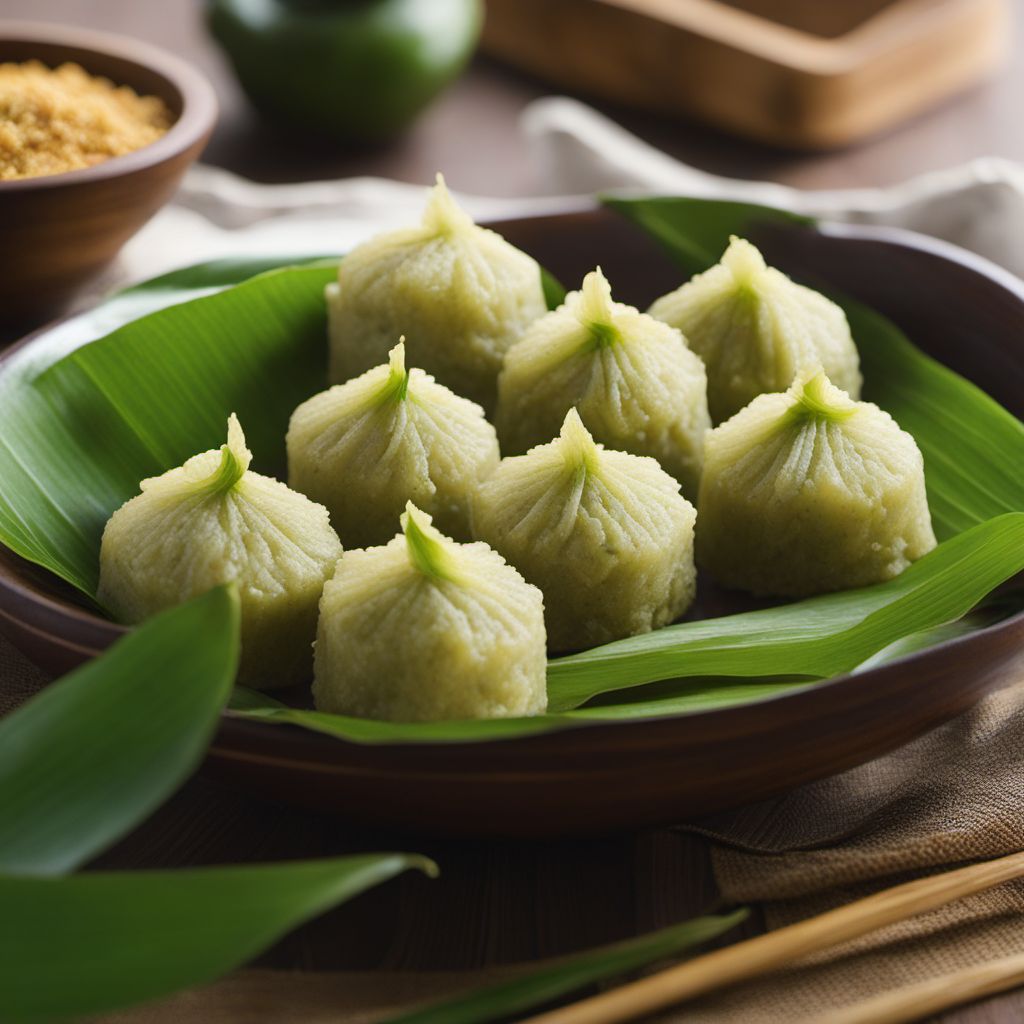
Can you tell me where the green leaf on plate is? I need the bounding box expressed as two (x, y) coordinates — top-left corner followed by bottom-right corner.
(229, 513), (1024, 742)
(548, 513), (1024, 710)
(0, 262), (335, 596)
(229, 676), (817, 744)
(384, 909), (747, 1024)
(852, 597), (1022, 674)
(0, 853), (436, 1023)
(848, 299), (1024, 538)
(120, 254), (339, 295)
(603, 195), (1024, 540)
(0, 586), (239, 877)
(602, 196), (811, 274)
(1, 201), (1022, 744)
(541, 265), (567, 309)
(0, 254), (562, 600)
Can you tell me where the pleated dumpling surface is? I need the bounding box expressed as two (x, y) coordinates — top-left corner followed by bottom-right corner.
(496, 268), (710, 499)
(473, 410), (697, 651)
(313, 503), (547, 722)
(98, 416), (343, 689)
(327, 174), (547, 413)
(697, 369), (936, 597)
(649, 236), (862, 424)
(288, 341), (499, 548)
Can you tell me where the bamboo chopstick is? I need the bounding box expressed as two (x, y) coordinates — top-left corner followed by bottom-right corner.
(523, 850), (1024, 1024)
(807, 951), (1024, 1024)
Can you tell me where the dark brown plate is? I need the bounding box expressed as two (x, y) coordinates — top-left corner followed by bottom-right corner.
(1, 208), (1023, 837)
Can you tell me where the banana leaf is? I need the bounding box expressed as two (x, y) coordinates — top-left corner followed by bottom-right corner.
(231, 512), (1024, 742)
(384, 909), (747, 1024)
(0, 262), (337, 597)
(0, 569), (435, 1023)
(604, 196), (1024, 540)
(0, 258), (560, 599)
(547, 512), (1024, 709)
(0, 853), (435, 1023)
(0, 586), (239, 876)
(848, 300), (1024, 538)
(0, 199), (1022, 745)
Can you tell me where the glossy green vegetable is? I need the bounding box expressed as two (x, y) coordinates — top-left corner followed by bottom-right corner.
(385, 909), (748, 1024)
(208, 0), (482, 141)
(1, 855), (435, 1022)
(0, 587), (239, 877)
(0, 582), (435, 1022)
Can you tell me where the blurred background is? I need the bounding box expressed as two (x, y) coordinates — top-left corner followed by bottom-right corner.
(6, 0), (1021, 195)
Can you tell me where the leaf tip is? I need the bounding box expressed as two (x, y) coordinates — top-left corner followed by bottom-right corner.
(383, 339), (410, 402)
(423, 173), (474, 235)
(784, 367), (856, 426)
(578, 267), (620, 348)
(401, 503), (458, 583)
(558, 408), (600, 472)
(205, 414), (252, 494)
(722, 235), (767, 282)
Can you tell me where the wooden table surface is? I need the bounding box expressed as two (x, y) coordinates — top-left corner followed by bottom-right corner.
(5, 1), (1024, 1020)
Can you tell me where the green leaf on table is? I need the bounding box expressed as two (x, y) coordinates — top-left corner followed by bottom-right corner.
(0, 586), (239, 877)
(0, 853), (436, 1024)
(384, 909), (747, 1024)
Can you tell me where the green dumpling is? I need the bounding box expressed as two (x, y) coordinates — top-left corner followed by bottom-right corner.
(287, 340), (499, 548)
(495, 268), (710, 498)
(327, 174), (548, 413)
(473, 409), (697, 651)
(697, 369), (936, 597)
(648, 236), (862, 424)
(98, 416), (343, 689)
(313, 503), (547, 722)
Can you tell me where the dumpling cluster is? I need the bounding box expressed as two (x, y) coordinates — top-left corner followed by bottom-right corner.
(313, 503), (547, 722)
(287, 340), (499, 548)
(326, 174), (548, 413)
(95, 184), (941, 721)
(98, 416), (343, 689)
(474, 410), (697, 651)
(697, 369), (936, 597)
(649, 236), (862, 424)
(496, 268), (710, 498)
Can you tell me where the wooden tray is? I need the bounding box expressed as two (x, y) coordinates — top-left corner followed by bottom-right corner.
(2, 208), (1024, 837)
(481, 0), (1010, 147)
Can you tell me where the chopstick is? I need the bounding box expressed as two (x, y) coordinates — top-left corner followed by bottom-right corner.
(522, 850), (1024, 1024)
(807, 951), (1024, 1024)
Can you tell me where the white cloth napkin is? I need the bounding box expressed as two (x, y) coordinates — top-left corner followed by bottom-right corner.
(107, 95), (1024, 292)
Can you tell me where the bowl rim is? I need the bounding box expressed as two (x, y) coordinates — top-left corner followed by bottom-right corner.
(0, 208), (1023, 756)
(0, 20), (218, 191)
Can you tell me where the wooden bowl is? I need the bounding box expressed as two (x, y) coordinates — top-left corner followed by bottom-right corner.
(1, 208), (1023, 836)
(0, 22), (217, 328)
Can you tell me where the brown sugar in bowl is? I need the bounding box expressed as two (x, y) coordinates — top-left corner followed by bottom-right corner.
(0, 23), (217, 328)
